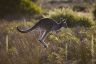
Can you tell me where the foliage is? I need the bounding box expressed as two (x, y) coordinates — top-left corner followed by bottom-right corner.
(93, 4), (96, 19)
(0, 0), (42, 18)
(44, 8), (95, 27)
(20, 0), (42, 14)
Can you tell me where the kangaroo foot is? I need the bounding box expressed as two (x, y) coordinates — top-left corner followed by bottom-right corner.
(38, 39), (48, 48)
(43, 43), (48, 48)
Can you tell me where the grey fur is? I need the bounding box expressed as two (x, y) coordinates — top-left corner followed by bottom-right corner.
(17, 18), (67, 48)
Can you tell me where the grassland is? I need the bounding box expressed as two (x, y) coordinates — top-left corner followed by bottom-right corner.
(0, 1), (96, 64)
(0, 17), (96, 64)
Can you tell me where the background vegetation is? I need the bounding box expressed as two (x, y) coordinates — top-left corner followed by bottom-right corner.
(0, 0), (42, 19)
(0, 0), (96, 64)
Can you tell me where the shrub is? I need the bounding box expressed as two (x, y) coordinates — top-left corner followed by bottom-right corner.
(20, 0), (42, 14)
(44, 8), (94, 27)
(0, 0), (42, 18)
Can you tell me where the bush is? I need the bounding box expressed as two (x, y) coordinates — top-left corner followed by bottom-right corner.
(0, 0), (42, 18)
(44, 8), (94, 27)
(20, 0), (42, 14)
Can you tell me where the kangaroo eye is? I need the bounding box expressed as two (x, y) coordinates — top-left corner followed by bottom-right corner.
(62, 19), (66, 21)
(63, 21), (66, 23)
(60, 18), (65, 21)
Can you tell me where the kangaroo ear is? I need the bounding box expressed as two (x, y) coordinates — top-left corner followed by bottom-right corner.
(62, 19), (67, 24)
(63, 20), (67, 23)
(62, 19), (66, 22)
(60, 18), (66, 22)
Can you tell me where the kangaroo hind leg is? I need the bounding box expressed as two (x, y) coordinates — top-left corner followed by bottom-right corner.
(38, 30), (49, 48)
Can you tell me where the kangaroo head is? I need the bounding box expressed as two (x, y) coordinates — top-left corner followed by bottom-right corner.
(60, 18), (68, 28)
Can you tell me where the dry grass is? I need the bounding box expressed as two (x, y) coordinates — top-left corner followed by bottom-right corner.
(0, 20), (96, 64)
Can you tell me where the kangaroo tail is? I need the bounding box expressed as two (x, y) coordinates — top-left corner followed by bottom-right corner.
(17, 25), (36, 33)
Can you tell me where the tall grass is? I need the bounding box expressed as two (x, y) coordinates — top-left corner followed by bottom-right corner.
(0, 8), (96, 64)
(0, 22), (96, 64)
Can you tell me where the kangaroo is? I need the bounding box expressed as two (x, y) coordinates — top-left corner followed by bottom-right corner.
(17, 18), (67, 48)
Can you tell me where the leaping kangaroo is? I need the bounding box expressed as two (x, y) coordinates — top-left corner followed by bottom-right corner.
(17, 18), (67, 48)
